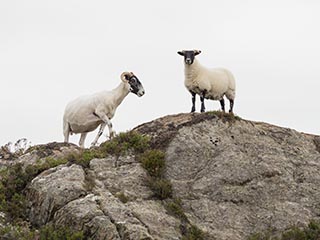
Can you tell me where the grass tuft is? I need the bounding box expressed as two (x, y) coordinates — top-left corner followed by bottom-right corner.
(207, 111), (242, 122)
(139, 150), (166, 178)
(100, 131), (150, 156)
(0, 224), (85, 240)
(0, 157), (69, 222)
(115, 192), (129, 204)
(164, 198), (188, 222)
(181, 225), (206, 240)
(147, 178), (172, 200)
(248, 220), (320, 240)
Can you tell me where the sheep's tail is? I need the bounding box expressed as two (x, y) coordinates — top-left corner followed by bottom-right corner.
(224, 69), (236, 100)
(63, 117), (73, 143)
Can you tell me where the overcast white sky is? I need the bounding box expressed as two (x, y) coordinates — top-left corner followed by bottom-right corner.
(1, 0), (319, 147)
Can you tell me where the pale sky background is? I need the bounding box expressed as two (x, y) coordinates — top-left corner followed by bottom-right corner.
(1, 0), (319, 147)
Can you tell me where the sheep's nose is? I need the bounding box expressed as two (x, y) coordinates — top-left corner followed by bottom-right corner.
(138, 90), (145, 97)
(186, 58), (192, 64)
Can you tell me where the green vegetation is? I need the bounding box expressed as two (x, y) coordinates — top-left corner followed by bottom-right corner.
(0, 131), (150, 223)
(38, 224), (84, 240)
(64, 149), (102, 168)
(182, 225), (206, 240)
(135, 137), (206, 238)
(0, 225), (35, 240)
(140, 150), (166, 178)
(147, 178), (173, 200)
(248, 220), (320, 240)
(0, 156), (74, 222)
(62, 131), (150, 167)
(138, 149), (172, 200)
(0, 224), (84, 240)
(25, 157), (68, 176)
(0, 164), (31, 221)
(99, 131), (150, 156)
(164, 198), (188, 222)
(115, 192), (129, 204)
(207, 110), (242, 122)
(0, 130), (207, 239)
(164, 199), (206, 240)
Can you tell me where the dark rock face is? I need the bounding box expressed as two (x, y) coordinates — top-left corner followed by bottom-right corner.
(5, 113), (320, 239)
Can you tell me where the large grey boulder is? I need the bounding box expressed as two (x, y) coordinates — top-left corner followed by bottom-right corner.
(27, 164), (87, 226)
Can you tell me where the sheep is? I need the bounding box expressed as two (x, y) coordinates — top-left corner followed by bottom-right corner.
(63, 71), (145, 148)
(177, 50), (236, 113)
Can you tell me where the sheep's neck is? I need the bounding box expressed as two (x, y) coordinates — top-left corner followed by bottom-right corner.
(184, 59), (202, 85)
(110, 82), (130, 107)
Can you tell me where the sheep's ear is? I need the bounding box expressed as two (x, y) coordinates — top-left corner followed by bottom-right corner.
(177, 51), (185, 56)
(194, 50), (201, 56)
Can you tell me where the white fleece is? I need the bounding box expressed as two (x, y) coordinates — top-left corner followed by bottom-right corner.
(184, 59), (236, 101)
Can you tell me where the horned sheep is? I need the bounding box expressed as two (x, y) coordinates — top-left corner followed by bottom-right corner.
(177, 50), (236, 113)
(63, 72), (145, 148)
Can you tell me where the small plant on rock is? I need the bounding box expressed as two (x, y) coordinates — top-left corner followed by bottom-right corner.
(140, 150), (166, 178)
(248, 220), (320, 240)
(100, 131), (150, 156)
(115, 192), (129, 204)
(165, 198), (188, 222)
(147, 178), (173, 200)
(139, 149), (172, 200)
(182, 225), (206, 240)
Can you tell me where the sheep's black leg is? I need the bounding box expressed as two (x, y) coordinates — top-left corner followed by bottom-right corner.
(229, 99), (234, 113)
(190, 91), (196, 113)
(200, 91), (206, 112)
(220, 99), (225, 112)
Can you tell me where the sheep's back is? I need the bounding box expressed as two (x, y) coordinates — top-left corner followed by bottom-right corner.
(64, 93), (105, 124)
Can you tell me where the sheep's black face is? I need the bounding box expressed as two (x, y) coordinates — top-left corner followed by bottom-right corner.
(177, 50), (201, 65)
(127, 75), (145, 97)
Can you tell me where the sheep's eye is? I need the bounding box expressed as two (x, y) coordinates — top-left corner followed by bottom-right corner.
(130, 77), (137, 83)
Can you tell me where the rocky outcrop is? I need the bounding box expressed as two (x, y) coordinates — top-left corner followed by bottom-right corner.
(137, 113), (320, 239)
(26, 154), (181, 240)
(0, 142), (80, 169)
(3, 112), (320, 240)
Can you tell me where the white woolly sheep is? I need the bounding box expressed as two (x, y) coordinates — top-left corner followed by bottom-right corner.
(177, 50), (236, 113)
(63, 72), (145, 148)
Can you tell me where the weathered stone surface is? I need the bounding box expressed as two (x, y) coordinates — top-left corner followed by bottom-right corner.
(127, 201), (181, 240)
(88, 156), (181, 239)
(137, 113), (320, 239)
(27, 164), (87, 226)
(25, 150), (181, 239)
(54, 194), (121, 240)
(96, 192), (154, 240)
(18, 113), (320, 239)
(0, 142), (80, 169)
(89, 156), (153, 200)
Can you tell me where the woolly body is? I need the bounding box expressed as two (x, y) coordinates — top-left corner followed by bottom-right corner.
(184, 59), (235, 101)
